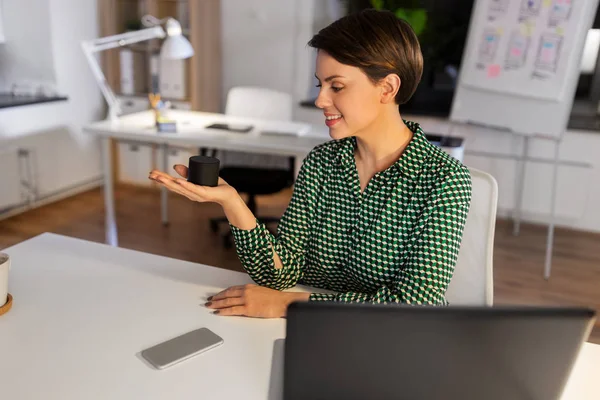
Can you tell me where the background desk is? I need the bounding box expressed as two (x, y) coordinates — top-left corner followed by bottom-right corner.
(0, 233), (598, 400)
(83, 110), (329, 247)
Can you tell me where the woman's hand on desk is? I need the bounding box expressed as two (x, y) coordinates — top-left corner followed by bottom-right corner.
(148, 165), (236, 206)
(205, 284), (310, 318)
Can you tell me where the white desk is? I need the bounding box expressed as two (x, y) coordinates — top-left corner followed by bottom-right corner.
(0, 233), (599, 399)
(83, 110), (328, 247)
(0, 233), (287, 399)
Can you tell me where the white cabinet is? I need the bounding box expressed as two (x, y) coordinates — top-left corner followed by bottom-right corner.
(160, 58), (187, 100)
(0, 146), (22, 211)
(0, 126), (102, 218)
(118, 95), (149, 115)
(116, 95), (191, 114)
(117, 141), (155, 186)
(169, 100), (192, 111)
(115, 95), (192, 185)
(117, 95), (154, 186)
(167, 147), (196, 177)
(116, 144), (197, 186)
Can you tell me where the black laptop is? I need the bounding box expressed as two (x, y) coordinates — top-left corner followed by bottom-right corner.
(284, 302), (595, 400)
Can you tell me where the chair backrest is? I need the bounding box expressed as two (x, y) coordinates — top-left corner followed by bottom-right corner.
(225, 86), (293, 121)
(445, 168), (498, 306)
(219, 87), (294, 170)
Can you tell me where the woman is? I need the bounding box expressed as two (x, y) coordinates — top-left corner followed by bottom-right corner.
(149, 9), (471, 318)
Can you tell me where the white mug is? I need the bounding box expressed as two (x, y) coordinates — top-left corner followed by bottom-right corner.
(0, 252), (9, 307)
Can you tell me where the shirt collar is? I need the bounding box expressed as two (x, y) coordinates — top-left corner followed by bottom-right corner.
(336, 120), (431, 180)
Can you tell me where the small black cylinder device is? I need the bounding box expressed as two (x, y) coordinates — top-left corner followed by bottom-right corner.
(187, 156), (220, 187)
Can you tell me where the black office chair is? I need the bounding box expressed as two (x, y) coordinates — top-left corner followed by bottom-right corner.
(201, 148), (295, 248)
(205, 86), (296, 248)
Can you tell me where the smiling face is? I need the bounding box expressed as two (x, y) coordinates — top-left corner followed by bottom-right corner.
(314, 51), (385, 140)
(308, 10), (424, 141)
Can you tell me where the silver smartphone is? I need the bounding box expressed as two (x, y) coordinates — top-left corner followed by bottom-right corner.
(140, 327), (224, 369)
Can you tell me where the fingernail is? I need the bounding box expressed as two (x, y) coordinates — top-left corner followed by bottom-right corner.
(213, 310), (220, 315)
(207, 296), (213, 301)
(205, 302), (212, 307)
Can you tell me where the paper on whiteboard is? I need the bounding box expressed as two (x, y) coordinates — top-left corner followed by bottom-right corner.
(488, 0), (510, 19)
(520, 0), (543, 19)
(548, 0), (573, 26)
(478, 28), (502, 64)
(460, 0), (586, 101)
(534, 33), (563, 73)
(505, 30), (531, 70)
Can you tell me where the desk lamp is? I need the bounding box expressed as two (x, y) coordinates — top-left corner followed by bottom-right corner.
(81, 15), (194, 122)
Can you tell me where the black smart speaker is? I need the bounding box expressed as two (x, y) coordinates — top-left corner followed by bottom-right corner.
(187, 156), (220, 187)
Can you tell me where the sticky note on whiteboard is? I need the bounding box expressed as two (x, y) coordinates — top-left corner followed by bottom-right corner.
(525, 21), (535, 35)
(487, 64), (501, 78)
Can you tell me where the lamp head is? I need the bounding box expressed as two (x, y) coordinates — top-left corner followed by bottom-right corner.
(165, 18), (183, 36)
(160, 18), (194, 60)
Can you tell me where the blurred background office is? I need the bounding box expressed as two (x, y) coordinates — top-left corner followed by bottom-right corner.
(0, 0), (599, 341)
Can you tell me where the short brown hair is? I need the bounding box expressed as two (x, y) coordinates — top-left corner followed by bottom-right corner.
(308, 9), (423, 105)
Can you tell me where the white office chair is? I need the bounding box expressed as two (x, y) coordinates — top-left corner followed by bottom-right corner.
(219, 86), (293, 169)
(225, 86), (293, 120)
(445, 168), (498, 306)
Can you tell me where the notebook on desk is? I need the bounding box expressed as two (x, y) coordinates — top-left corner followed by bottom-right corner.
(284, 303), (595, 400)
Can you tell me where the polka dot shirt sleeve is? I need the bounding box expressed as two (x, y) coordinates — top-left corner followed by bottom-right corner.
(229, 149), (322, 290)
(309, 166), (472, 305)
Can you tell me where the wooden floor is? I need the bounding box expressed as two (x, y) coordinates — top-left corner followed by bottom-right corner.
(1, 184), (599, 344)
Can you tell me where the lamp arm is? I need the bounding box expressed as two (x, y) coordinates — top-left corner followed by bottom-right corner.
(81, 42), (121, 121)
(81, 27), (166, 122)
(87, 27), (165, 52)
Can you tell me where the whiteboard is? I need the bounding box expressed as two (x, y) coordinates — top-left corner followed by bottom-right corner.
(451, 0), (599, 138)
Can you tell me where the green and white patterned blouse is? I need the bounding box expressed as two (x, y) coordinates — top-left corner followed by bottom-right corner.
(230, 121), (472, 305)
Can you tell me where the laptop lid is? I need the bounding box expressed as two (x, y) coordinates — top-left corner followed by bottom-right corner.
(284, 302), (595, 400)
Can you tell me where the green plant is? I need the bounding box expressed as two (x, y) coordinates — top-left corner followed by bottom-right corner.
(369, 0), (427, 37)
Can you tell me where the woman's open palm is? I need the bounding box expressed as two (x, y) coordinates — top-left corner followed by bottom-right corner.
(149, 165), (236, 205)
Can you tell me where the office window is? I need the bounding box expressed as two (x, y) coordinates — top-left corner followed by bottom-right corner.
(581, 29), (600, 74)
(571, 11), (600, 129)
(575, 27), (600, 101)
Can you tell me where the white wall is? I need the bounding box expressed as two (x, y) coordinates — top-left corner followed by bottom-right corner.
(0, 0), (6, 43)
(0, 0), (57, 90)
(221, 0), (316, 114)
(0, 0), (104, 200)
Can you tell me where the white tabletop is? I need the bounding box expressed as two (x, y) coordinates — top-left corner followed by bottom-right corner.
(0, 233), (598, 400)
(83, 110), (329, 157)
(0, 233), (287, 399)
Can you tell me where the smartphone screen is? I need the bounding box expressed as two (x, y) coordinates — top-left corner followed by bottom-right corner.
(141, 328), (223, 369)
